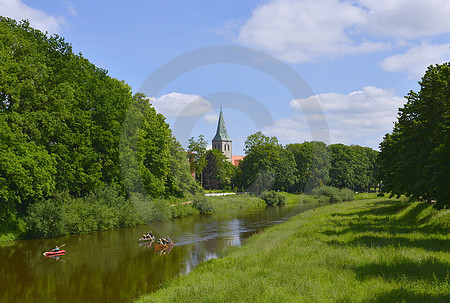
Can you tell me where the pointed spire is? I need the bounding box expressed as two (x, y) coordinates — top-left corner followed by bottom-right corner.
(212, 107), (231, 141)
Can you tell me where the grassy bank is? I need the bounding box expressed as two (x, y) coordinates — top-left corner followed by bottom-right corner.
(137, 198), (449, 302)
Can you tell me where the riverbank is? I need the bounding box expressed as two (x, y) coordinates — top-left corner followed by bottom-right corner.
(136, 198), (449, 302)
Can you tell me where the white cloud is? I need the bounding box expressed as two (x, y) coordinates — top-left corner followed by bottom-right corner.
(150, 92), (213, 118)
(381, 42), (450, 79)
(238, 0), (387, 63)
(202, 113), (219, 125)
(0, 0), (65, 33)
(361, 0), (450, 39)
(268, 86), (405, 148)
(237, 0), (450, 63)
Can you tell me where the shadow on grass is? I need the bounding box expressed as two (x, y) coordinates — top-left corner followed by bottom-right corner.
(351, 235), (447, 252)
(367, 288), (450, 303)
(331, 200), (408, 217)
(352, 257), (449, 282)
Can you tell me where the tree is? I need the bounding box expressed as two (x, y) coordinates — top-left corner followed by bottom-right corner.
(243, 131), (279, 155)
(239, 132), (297, 193)
(327, 144), (356, 189)
(165, 136), (202, 197)
(202, 149), (235, 190)
(378, 63), (450, 207)
(286, 141), (330, 193)
(327, 144), (378, 191)
(187, 135), (208, 186)
(120, 93), (172, 197)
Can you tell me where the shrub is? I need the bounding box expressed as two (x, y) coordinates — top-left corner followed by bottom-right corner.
(340, 188), (354, 201)
(170, 203), (199, 218)
(312, 186), (354, 203)
(193, 195), (215, 214)
(260, 191), (286, 206)
(130, 194), (172, 223)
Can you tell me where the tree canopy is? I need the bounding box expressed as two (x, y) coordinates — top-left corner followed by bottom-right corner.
(378, 63), (449, 207)
(0, 17), (198, 221)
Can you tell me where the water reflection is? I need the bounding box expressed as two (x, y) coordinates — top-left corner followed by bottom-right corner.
(0, 202), (320, 302)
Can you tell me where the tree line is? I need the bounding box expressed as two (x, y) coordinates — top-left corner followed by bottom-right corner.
(377, 63), (449, 208)
(0, 17), (200, 231)
(189, 132), (379, 194)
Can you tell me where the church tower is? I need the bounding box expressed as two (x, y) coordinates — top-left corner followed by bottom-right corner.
(212, 108), (232, 162)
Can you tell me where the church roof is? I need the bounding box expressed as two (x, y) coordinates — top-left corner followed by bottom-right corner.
(212, 108), (231, 142)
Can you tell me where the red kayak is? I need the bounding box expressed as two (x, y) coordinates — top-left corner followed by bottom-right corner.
(43, 250), (66, 257)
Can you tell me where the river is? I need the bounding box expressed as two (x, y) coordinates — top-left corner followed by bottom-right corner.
(0, 202), (320, 302)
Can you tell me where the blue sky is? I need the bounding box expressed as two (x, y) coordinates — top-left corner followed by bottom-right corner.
(2, 0), (449, 154)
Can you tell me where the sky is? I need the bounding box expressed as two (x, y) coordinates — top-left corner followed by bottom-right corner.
(1, 0), (450, 154)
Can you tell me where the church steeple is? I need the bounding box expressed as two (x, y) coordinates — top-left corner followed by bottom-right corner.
(212, 107), (232, 162)
(213, 107), (231, 141)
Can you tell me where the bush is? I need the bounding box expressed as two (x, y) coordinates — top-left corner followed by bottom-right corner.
(260, 191), (286, 206)
(130, 194), (172, 223)
(340, 188), (354, 201)
(312, 186), (354, 203)
(170, 203), (199, 218)
(192, 195), (215, 214)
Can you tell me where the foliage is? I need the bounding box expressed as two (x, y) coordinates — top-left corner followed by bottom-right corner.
(312, 186), (354, 203)
(0, 18), (198, 233)
(286, 141), (330, 193)
(129, 193), (172, 223)
(26, 186), (139, 238)
(187, 135), (208, 185)
(204, 194), (265, 211)
(328, 144), (378, 192)
(202, 149), (235, 190)
(378, 63), (450, 208)
(166, 137), (202, 197)
(238, 132), (298, 193)
(192, 195), (215, 214)
(243, 131), (279, 154)
(170, 202), (199, 218)
(260, 191), (286, 206)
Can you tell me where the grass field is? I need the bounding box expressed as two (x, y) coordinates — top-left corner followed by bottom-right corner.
(136, 198), (449, 302)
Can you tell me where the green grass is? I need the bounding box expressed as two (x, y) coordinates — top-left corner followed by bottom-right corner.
(136, 199), (449, 302)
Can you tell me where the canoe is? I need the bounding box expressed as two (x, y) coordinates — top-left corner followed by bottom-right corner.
(43, 250), (66, 257)
(154, 243), (174, 249)
(138, 237), (155, 242)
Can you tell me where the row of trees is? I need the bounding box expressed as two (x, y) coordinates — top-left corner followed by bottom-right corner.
(189, 132), (378, 194)
(378, 63), (449, 208)
(0, 17), (200, 223)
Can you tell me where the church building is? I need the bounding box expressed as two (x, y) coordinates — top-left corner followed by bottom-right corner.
(212, 108), (232, 162)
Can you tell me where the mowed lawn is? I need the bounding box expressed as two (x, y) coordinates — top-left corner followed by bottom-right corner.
(137, 198), (450, 303)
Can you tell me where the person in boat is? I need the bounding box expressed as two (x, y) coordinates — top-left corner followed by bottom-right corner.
(51, 246), (60, 252)
(158, 238), (168, 245)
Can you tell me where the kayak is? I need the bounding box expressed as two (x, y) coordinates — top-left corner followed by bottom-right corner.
(43, 250), (66, 257)
(154, 243), (174, 249)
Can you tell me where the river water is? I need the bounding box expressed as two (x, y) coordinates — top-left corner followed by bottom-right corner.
(0, 202), (320, 302)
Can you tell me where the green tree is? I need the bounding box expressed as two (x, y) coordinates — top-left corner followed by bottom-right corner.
(286, 141), (330, 193)
(120, 93), (171, 197)
(187, 135), (208, 186)
(202, 149), (235, 190)
(0, 115), (56, 220)
(328, 144), (356, 189)
(239, 132), (297, 193)
(327, 144), (377, 191)
(243, 131), (279, 155)
(378, 63), (450, 207)
(165, 136), (202, 197)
